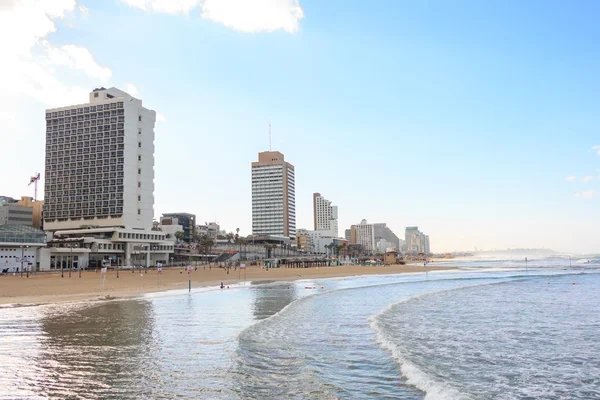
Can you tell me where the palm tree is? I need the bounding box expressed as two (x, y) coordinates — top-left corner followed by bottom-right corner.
(325, 243), (334, 257)
(336, 244), (344, 259)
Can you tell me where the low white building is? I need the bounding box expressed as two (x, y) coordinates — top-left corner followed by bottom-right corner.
(40, 227), (174, 270)
(161, 224), (183, 239)
(197, 222), (219, 240)
(298, 229), (337, 255)
(0, 225), (46, 272)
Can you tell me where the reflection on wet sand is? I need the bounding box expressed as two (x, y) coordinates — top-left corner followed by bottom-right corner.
(250, 282), (298, 321)
(39, 301), (157, 399)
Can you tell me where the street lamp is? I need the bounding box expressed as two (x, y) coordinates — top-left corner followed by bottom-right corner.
(20, 245), (29, 278)
(69, 244), (78, 278)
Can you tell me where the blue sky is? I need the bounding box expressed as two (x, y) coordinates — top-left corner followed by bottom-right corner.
(1, 0), (599, 253)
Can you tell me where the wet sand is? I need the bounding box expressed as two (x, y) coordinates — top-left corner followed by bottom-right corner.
(0, 264), (455, 306)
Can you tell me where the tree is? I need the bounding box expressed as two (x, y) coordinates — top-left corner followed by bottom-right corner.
(325, 243), (334, 257)
(226, 232), (235, 243)
(336, 244), (345, 259)
(174, 231), (185, 242)
(198, 234), (215, 257)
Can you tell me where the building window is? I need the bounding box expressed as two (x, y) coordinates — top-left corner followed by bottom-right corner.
(138, 182), (141, 188)
(138, 142), (141, 148)
(138, 195), (141, 201)
(94, 92), (98, 98)
(138, 169), (141, 174)
(138, 116), (141, 122)
(138, 155), (141, 161)
(138, 209), (141, 215)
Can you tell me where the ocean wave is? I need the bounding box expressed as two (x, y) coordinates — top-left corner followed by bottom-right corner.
(369, 288), (479, 400)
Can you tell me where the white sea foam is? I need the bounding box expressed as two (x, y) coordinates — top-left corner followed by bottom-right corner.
(369, 289), (472, 400)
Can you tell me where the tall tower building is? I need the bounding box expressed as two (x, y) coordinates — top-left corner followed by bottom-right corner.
(43, 87), (155, 231)
(313, 192), (338, 236)
(350, 219), (376, 251)
(251, 151), (296, 238)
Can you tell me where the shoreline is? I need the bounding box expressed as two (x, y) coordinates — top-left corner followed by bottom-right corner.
(0, 264), (456, 307)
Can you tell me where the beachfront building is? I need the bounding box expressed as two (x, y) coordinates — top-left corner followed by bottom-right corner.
(43, 87), (155, 231)
(350, 220), (376, 252)
(295, 229), (314, 252)
(376, 238), (396, 254)
(405, 226), (431, 255)
(197, 222), (220, 241)
(40, 227), (174, 270)
(251, 151), (296, 239)
(313, 192), (338, 237)
(0, 203), (33, 226)
(161, 213), (196, 242)
(0, 225), (46, 272)
(296, 229), (344, 255)
(373, 223), (400, 250)
(16, 197), (44, 229)
(40, 87), (173, 269)
(345, 229), (351, 242)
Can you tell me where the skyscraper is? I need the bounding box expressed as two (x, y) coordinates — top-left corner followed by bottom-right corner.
(313, 192), (338, 236)
(373, 223), (400, 250)
(43, 87), (155, 231)
(251, 151), (296, 238)
(350, 219), (376, 251)
(39, 87), (173, 270)
(405, 226), (431, 255)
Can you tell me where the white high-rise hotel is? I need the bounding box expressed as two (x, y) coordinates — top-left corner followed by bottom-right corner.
(313, 192), (338, 237)
(41, 87), (173, 269)
(44, 87), (154, 230)
(251, 151), (296, 239)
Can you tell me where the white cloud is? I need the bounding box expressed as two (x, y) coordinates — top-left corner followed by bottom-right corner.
(44, 43), (112, 82)
(156, 112), (167, 122)
(78, 4), (89, 17)
(0, 0), (112, 107)
(565, 175), (577, 181)
(201, 0), (304, 33)
(120, 0), (201, 14)
(119, 0), (304, 33)
(581, 175), (594, 183)
(574, 190), (596, 199)
(592, 145), (600, 155)
(126, 82), (139, 97)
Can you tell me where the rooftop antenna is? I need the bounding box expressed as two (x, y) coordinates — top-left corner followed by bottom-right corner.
(269, 122), (272, 151)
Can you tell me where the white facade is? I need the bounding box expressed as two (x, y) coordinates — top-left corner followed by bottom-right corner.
(301, 229), (336, 255)
(0, 245), (42, 272)
(405, 227), (430, 255)
(313, 193), (338, 237)
(251, 151), (296, 239)
(44, 87), (155, 231)
(161, 224), (184, 238)
(197, 222), (219, 240)
(353, 219), (376, 251)
(40, 227), (174, 271)
(377, 239), (396, 254)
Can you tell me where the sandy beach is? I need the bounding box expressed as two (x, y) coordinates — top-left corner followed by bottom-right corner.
(0, 264), (455, 306)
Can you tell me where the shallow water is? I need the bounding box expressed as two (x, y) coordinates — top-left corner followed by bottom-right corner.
(0, 267), (598, 399)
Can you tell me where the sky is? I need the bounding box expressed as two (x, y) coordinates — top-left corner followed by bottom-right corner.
(1, 0), (599, 254)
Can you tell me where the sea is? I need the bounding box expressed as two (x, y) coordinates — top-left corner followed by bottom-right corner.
(1, 258), (599, 399)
